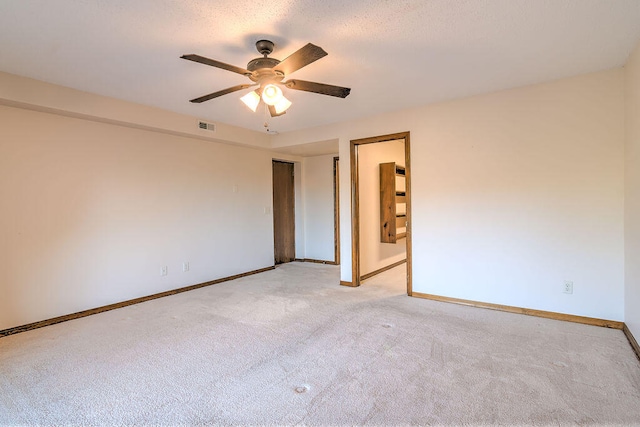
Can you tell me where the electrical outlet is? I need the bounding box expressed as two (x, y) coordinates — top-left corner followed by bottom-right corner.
(182, 262), (189, 272)
(563, 281), (573, 294)
(161, 266), (168, 276)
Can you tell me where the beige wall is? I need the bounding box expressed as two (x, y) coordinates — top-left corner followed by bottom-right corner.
(625, 41), (640, 337)
(0, 63), (632, 330)
(0, 105), (275, 330)
(358, 139), (406, 275)
(302, 154), (337, 262)
(274, 68), (626, 321)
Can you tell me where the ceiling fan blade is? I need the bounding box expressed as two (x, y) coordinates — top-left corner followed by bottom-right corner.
(268, 105), (286, 117)
(273, 43), (327, 76)
(181, 54), (251, 76)
(283, 80), (351, 98)
(189, 84), (256, 103)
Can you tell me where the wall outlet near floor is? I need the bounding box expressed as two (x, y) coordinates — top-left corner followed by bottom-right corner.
(182, 262), (189, 272)
(161, 266), (168, 276)
(563, 281), (573, 294)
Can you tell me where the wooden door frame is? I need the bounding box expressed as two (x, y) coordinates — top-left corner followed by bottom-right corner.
(333, 156), (340, 265)
(350, 132), (412, 294)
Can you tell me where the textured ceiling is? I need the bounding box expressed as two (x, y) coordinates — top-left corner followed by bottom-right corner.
(1, 0), (639, 134)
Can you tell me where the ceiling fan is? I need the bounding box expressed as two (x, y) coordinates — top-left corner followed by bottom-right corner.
(181, 40), (351, 117)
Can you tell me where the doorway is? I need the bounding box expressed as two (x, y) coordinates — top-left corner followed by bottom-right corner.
(272, 160), (295, 264)
(350, 132), (412, 294)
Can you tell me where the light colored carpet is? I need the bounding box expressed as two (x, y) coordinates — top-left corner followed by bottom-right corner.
(1, 262), (639, 426)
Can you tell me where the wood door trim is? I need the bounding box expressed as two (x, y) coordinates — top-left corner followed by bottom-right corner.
(350, 140), (359, 285)
(333, 156), (340, 265)
(350, 131), (412, 294)
(405, 133), (412, 295)
(340, 280), (356, 287)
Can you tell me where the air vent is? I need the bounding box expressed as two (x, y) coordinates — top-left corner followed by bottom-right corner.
(198, 121), (216, 132)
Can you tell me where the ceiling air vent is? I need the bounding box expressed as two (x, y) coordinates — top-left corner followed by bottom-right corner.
(198, 121), (216, 132)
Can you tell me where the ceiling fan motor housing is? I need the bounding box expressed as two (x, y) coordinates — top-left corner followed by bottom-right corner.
(247, 57), (283, 84)
(247, 57), (280, 72)
(246, 40), (284, 85)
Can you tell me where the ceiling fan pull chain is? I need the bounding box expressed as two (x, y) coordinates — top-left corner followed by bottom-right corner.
(263, 103), (270, 130)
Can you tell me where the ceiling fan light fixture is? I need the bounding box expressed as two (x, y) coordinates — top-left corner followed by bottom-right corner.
(240, 90), (260, 112)
(274, 96), (292, 114)
(261, 84), (284, 106)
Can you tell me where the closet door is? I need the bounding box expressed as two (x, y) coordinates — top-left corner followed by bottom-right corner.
(272, 160), (295, 264)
